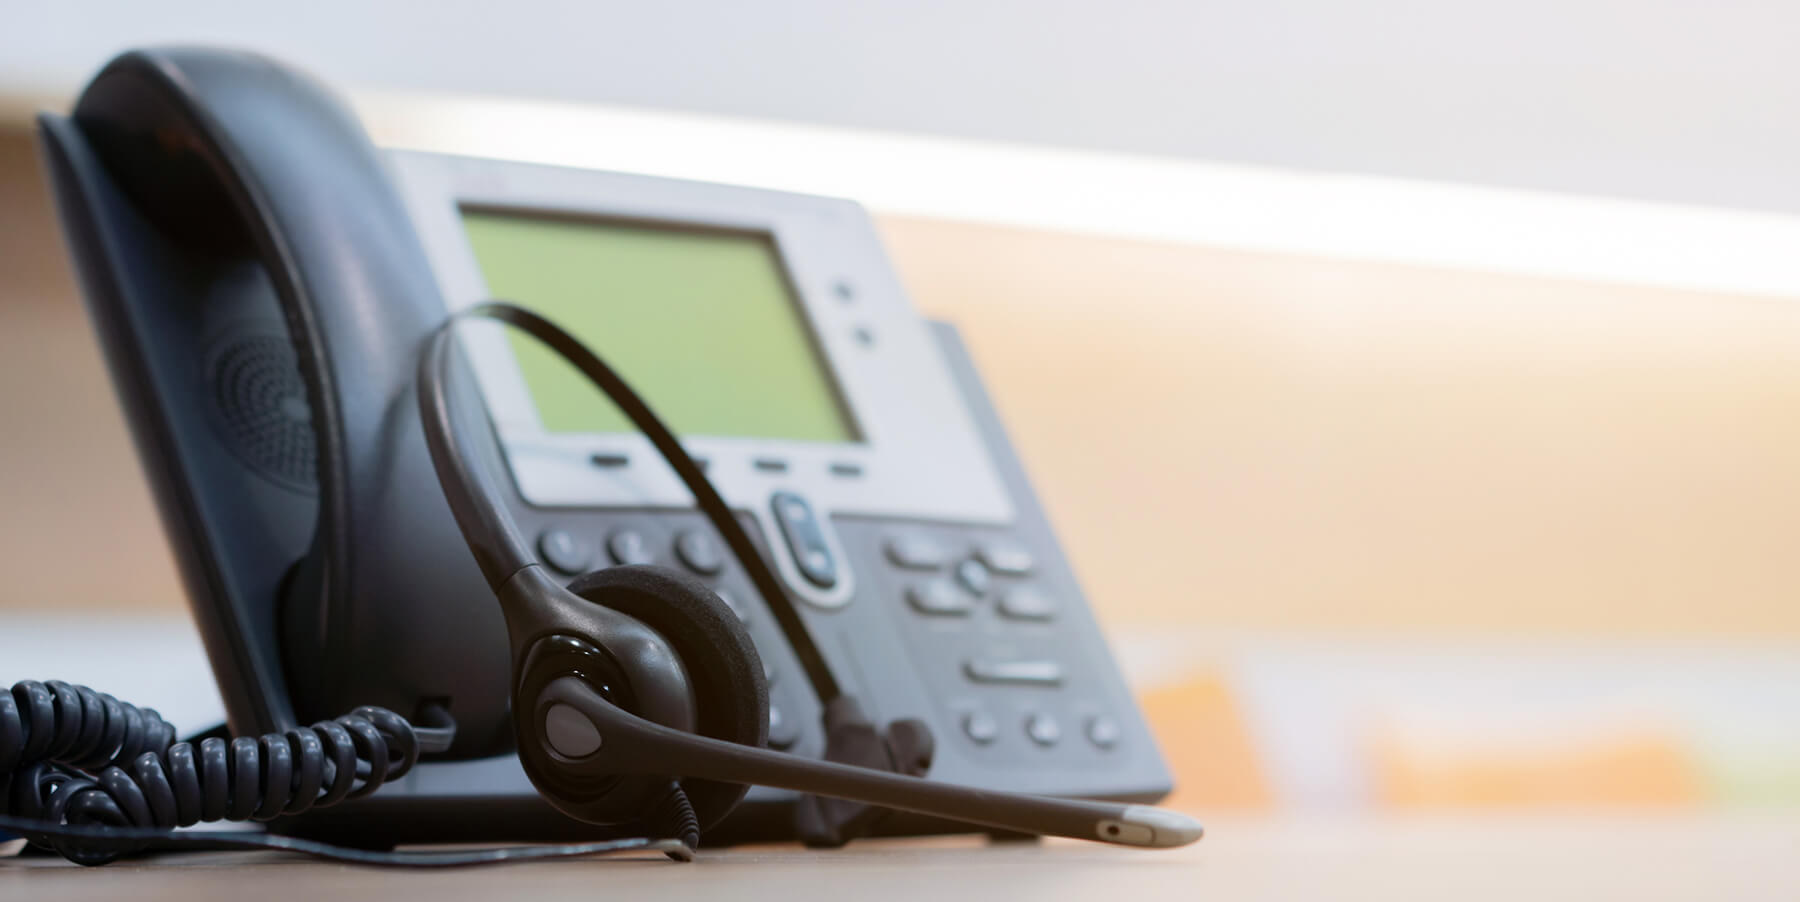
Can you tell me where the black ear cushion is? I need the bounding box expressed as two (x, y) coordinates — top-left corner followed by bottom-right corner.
(566, 564), (770, 829)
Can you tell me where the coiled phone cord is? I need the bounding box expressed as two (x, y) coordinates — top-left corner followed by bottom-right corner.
(0, 680), (694, 865)
(1, 679), (417, 864)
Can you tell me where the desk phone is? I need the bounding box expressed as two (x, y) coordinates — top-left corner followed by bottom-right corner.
(26, 46), (1175, 849)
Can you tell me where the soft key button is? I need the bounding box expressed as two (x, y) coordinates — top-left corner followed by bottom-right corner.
(770, 492), (837, 589)
(884, 533), (947, 571)
(607, 529), (655, 566)
(674, 529), (724, 576)
(538, 528), (595, 574)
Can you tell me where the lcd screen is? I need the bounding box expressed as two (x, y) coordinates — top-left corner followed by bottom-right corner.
(460, 209), (859, 443)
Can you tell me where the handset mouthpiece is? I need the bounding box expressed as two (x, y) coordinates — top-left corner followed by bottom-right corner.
(1096, 806), (1205, 848)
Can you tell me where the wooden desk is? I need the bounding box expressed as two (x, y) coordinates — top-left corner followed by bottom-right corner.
(5, 815), (1797, 900)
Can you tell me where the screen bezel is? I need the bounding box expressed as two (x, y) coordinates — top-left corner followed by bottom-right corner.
(389, 151), (1013, 607)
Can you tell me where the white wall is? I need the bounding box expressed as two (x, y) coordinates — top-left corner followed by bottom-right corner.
(4, 0), (1799, 213)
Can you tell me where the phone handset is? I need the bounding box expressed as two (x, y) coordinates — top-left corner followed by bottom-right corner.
(42, 48), (511, 749)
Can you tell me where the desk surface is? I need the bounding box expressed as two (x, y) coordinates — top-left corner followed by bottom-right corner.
(5, 815), (1797, 901)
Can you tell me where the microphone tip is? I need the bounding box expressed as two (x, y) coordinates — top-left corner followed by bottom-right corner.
(1106, 806), (1205, 848)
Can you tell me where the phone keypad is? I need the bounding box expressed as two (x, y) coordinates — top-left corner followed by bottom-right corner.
(854, 520), (1133, 763)
(519, 509), (1142, 776)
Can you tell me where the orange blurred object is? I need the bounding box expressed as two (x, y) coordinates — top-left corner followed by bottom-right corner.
(1137, 672), (1272, 811)
(1368, 725), (1705, 809)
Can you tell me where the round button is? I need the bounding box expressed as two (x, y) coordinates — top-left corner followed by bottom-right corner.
(1025, 713), (1061, 747)
(768, 704), (800, 750)
(607, 529), (654, 566)
(962, 711), (999, 745)
(1086, 715), (1122, 750)
(954, 559), (991, 598)
(675, 530), (724, 576)
(538, 528), (595, 574)
(714, 589), (750, 625)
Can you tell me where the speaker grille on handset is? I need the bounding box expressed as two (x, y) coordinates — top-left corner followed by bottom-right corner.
(207, 334), (318, 491)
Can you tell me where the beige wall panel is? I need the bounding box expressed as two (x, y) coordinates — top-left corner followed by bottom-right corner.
(7, 128), (1800, 637)
(879, 215), (1800, 636)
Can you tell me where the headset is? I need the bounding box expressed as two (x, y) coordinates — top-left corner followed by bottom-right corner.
(0, 300), (1200, 866)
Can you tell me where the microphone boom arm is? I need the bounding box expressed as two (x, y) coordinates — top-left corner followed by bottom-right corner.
(538, 677), (1202, 849)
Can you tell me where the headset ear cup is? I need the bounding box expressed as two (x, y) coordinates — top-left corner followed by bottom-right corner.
(565, 564), (770, 829)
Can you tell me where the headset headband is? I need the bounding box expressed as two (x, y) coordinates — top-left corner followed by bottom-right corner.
(415, 301), (841, 701)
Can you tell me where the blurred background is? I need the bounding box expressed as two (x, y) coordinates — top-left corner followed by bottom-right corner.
(5, 0), (1800, 824)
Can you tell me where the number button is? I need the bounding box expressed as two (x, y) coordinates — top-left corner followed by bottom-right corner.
(1086, 715), (1122, 750)
(962, 711), (1000, 745)
(1025, 713), (1061, 747)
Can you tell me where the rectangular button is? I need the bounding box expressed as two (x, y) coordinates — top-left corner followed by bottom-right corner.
(976, 541), (1035, 576)
(885, 534), (947, 570)
(963, 658), (1064, 686)
(998, 587), (1057, 621)
(906, 579), (972, 615)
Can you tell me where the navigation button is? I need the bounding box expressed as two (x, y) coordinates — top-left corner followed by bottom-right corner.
(607, 529), (655, 566)
(538, 528), (594, 574)
(998, 587), (1058, 622)
(907, 580), (973, 616)
(770, 492), (838, 589)
(963, 658), (1065, 686)
(976, 541), (1036, 576)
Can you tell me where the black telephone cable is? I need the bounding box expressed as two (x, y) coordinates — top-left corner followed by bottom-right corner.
(0, 680), (695, 866)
